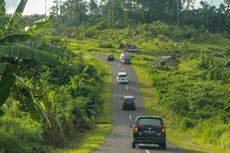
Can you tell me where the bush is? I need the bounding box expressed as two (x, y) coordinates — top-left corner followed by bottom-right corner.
(98, 42), (114, 48)
(0, 116), (43, 153)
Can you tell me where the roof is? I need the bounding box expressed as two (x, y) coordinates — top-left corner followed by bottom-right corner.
(118, 72), (127, 75)
(149, 56), (180, 64)
(119, 43), (141, 52)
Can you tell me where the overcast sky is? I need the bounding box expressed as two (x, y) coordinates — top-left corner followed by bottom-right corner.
(5, 0), (224, 15)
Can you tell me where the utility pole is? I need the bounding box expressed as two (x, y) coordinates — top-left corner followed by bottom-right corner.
(177, 0), (179, 24)
(206, 0), (209, 31)
(45, 0), (47, 16)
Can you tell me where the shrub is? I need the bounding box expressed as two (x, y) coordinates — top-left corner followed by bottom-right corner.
(98, 42), (114, 48)
(0, 116), (43, 153)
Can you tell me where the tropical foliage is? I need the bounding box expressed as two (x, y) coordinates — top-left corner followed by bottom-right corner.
(0, 1), (107, 153)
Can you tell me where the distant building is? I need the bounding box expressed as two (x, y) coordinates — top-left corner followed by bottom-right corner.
(150, 56), (180, 67)
(119, 43), (141, 53)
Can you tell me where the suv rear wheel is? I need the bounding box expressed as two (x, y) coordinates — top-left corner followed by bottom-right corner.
(159, 142), (166, 150)
(132, 142), (136, 148)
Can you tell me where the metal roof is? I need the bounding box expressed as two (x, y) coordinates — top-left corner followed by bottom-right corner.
(118, 72), (127, 75)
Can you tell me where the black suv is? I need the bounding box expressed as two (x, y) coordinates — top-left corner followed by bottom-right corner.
(130, 116), (166, 149)
(121, 96), (136, 110)
(106, 54), (115, 61)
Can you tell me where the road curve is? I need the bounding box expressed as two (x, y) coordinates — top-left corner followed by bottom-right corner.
(94, 55), (191, 153)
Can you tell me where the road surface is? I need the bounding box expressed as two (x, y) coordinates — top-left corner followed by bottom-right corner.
(94, 56), (191, 153)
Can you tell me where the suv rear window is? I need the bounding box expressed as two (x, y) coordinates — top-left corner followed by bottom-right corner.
(118, 74), (127, 77)
(137, 118), (162, 126)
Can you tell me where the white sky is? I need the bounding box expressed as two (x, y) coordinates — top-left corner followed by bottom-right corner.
(5, 0), (63, 15)
(5, 0), (224, 15)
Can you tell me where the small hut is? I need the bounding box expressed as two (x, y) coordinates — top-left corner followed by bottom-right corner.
(150, 56), (180, 67)
(119, 43), (141, 53)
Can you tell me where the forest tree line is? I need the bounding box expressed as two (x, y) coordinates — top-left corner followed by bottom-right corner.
(50, 0), (230, 33)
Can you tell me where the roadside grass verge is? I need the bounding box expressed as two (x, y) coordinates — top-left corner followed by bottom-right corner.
(51, 124), (112, 153)
(131, 58), (208, 153)
(51, 50), (113, 153)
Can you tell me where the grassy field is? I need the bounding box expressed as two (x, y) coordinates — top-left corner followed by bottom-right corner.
(64, 36), (230, 153)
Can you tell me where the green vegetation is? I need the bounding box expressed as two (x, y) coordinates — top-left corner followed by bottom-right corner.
(1, 0), (230, 153)
(1, 1), (113, 153)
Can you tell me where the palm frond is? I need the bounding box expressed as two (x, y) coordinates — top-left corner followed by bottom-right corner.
(0, 71), (16, 107)
(0, 34), (32, 44)
(0, 46), (60, 66)
(6, 0), (28, 32)
(0, 0), (6, 16)
(26, 16), (53, 34)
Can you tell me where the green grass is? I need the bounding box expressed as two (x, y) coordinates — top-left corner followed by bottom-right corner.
(51, 124), (112, 153)
(68, 39), (119, 54)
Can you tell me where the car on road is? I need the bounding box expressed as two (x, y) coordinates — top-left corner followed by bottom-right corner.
(120, 52), (132, 64)
(121, 96), (136, 110)
(117, 72), (128, 84)
(106, 53), (115, 61)
(130, 116), (166, 149)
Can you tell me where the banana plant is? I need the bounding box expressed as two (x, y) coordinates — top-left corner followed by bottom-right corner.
(0, 0), (60, 120)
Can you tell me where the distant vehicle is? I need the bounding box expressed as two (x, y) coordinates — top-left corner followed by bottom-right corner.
(130, 116), (166, 149)
(120, 52), (132, 64)
(106, 54), (115, 61)
(121, 96), (136, 110)
(116, 72), (128, 84)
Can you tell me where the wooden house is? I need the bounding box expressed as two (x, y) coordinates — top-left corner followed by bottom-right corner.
(150, 56), (180, 66)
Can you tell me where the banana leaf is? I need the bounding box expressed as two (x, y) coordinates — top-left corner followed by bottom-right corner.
(0, 16), (8, 27)
(0, 0), (5, 16)
(6, 0), (28, 32)
(26, 16), (53, 34)
(0, 71), (16, 107)
(0, 63), (6, 74)
(0, 46), (60, 66)
(0, 34), (32, 44)
(14, 74), (51, 125)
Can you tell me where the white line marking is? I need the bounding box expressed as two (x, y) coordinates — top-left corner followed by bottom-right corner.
(145, 150), (150, 153)
(129, 115), (132, 120)
(119, 63), (121, 66)
(122, 67), (124, 71)
(126, 86), (128, 90)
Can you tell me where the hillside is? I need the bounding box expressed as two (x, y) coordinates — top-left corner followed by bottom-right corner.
(64, 22), (230, 153)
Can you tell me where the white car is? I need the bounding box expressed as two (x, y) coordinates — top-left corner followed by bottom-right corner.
(117, 72), (128, 84)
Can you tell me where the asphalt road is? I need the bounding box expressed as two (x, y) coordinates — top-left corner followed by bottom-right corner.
(94, 56), (191, 153)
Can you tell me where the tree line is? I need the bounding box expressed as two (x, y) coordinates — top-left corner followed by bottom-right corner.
(51, 0), (230, 33)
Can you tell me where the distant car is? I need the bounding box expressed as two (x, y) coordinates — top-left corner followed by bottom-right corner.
(121, 96), (136, 110)
(130, 116), (166, 149)
(120, 52), (132, 64)
(106, 54), (115, 61)
(116, 72), (128, 84)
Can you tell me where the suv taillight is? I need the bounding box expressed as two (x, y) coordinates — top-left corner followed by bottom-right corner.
(133, 125), (144, 132)
(156, 125), (165, 133)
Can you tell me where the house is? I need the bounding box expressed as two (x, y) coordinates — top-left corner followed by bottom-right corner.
(119, 43), (141, 53)
(150, 56), (180, 67)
